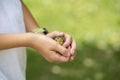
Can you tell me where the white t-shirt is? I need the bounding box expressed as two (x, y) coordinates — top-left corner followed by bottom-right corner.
(0, 0), (26, 80)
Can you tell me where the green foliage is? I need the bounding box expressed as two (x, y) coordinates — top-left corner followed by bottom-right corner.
(24, 0), (120, 80)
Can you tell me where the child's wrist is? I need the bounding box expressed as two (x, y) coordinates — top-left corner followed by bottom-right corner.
(26, 32), (44, 48)
(24, 33), (36, 47)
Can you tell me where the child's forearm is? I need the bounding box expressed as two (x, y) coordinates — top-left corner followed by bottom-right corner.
(22, 1), (40, 32)
(0, 33), (33, 50)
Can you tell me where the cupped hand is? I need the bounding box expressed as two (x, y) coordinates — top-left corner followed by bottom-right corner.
(46, 31), (76, 61)
(29, 33), (71, 62)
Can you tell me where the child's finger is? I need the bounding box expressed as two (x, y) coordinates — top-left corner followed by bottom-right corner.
(70, 39), (76, 55)
(49, 51), (69, 62)
(47, 31), (63, 38)
(55, 44), (70, 57)
(63, 33), (72, 48)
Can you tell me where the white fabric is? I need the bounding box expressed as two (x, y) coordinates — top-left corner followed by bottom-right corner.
(0, 0), (26, 80)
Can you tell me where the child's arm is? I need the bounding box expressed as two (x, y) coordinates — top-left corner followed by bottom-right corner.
(0, 33), (70, 62)
(21, 1), (40, 32)
(0, 33), (31, 50)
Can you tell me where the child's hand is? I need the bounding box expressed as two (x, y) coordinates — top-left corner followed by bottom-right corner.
(46, 31), (76, 61)
(29, 33), (70, 62)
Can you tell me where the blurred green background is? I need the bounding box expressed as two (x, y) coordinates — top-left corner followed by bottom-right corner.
(23, 0), (120, 80)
